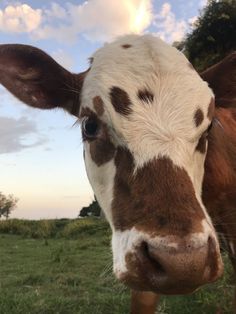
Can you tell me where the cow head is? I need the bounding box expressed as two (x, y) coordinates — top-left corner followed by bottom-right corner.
(0, 34), (224, 294)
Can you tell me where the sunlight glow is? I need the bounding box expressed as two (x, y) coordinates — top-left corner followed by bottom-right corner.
(130, 0), (152, 34)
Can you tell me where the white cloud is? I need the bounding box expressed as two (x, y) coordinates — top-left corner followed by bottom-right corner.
(0, 1), (153, 43)
(153, 2), (188, 43)
(0, 116), (45, 154)
(199, 0), (208, 8)
(51, 49), (74, 71)
(188, 15), (198, 28)
(0, 4), (42, 33)
(35, 0), (153, 43)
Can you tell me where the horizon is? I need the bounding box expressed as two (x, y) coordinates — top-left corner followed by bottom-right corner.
(0, 0), (207, 219)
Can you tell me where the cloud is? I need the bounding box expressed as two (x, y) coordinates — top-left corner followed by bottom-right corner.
(51, 49), (75, 71)
(0, 3), (42, 33)
(0, 116), (45, 154)
(199, 0), (208, 8)
(188, 15), (198, 28)
(153, 2), (188, 43)
(0, 0), (153, 43)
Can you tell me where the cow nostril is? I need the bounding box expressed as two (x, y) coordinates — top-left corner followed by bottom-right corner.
(141, 242), (166, 275)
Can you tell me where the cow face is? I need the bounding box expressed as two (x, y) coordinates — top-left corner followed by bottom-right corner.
(0, 34), (223, 294)
(80, 35), (223, 294)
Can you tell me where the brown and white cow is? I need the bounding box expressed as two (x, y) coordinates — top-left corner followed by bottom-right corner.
(0, 34), (236, 313)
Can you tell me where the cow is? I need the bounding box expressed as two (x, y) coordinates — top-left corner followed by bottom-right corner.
(0, 34), (236, 314)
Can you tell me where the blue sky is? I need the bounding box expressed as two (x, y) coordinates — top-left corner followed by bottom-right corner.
(0, 0), (206, 219)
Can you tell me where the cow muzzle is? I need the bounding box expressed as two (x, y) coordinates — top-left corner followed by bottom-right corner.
(113, 227), (223, 295)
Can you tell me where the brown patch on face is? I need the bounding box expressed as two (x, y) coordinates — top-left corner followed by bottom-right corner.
(93, 96), (104, 116)
(196, 132), (207, 154)
(122, 44), (132, 49)
(138, 89), (154, 103)
(208, 97), (215, 120)
(90, 131), (115, 166)
(80, 107), (115, 166)
(110, 86), (132, 115)
(112, 148), (205, 236)
(194, 108), (204, 127)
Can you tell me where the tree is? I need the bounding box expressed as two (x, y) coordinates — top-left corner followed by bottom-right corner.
(79, 199), (102, 217)
(179, 0), (236, 71)
(0, 192), (18, 219)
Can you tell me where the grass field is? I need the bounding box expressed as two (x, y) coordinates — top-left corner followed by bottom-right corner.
(0, 218), (234, 314)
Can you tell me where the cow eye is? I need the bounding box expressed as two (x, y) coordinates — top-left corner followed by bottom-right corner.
(82, 117), (99, 140)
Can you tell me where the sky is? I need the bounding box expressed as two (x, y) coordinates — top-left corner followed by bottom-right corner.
(0, 0), (207, 220)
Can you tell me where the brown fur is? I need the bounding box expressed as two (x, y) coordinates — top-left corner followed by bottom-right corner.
(196, 132), (207, 154)
(203, 107), (236, 225)
(110, 86), (132, 115)
(201, 52), (236, 108)
(130, 291), (160, 314)
(112, 148), (205, 236)
(122, 44), (132, 49)
(137, 89), (154, 103)
(93, 96), (104, 116)
(208, 97), (215, 120)
(194, 108), (204, 127)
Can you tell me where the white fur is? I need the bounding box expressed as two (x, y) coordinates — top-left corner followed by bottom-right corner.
(84, 143), (116, 225)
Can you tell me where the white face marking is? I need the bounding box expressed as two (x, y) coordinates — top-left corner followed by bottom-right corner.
(84, 142), (116, 225)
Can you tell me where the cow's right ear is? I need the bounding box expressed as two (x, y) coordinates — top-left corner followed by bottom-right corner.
(0, 44), (87, 116)
(201, 52), (236, 108)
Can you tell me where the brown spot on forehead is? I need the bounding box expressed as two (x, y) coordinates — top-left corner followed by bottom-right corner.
(93, 96), (104, 116)
(196, 133), (207, 154)
(208, 97), (215, 120)
(138, 89), (154, 103)
(194, 109), (204, 127)
(122, 44), (132, 49)
(112, 149), (205, 236)
(110, 86), (132, 116)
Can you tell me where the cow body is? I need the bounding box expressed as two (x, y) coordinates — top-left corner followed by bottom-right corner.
(0, 35), (236, 313)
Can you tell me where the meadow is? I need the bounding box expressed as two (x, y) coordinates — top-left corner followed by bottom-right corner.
(0, 218), (234, 314)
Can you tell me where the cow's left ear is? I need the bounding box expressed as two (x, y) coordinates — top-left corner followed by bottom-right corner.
(201, 52), (236, 108)
(0, 44), (86, 116)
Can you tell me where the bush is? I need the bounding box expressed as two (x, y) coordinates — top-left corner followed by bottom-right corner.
(0, 218), (109, 239)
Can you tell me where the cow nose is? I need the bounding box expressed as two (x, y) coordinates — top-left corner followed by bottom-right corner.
(141, 235), (223, 294)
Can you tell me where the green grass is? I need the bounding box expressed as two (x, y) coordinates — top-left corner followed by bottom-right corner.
(0, 219), (234, 313)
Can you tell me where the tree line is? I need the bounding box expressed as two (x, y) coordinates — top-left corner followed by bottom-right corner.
(176, 0), (236, 71)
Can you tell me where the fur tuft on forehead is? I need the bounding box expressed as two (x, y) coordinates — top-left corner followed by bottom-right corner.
(81, 34), (214, 168)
